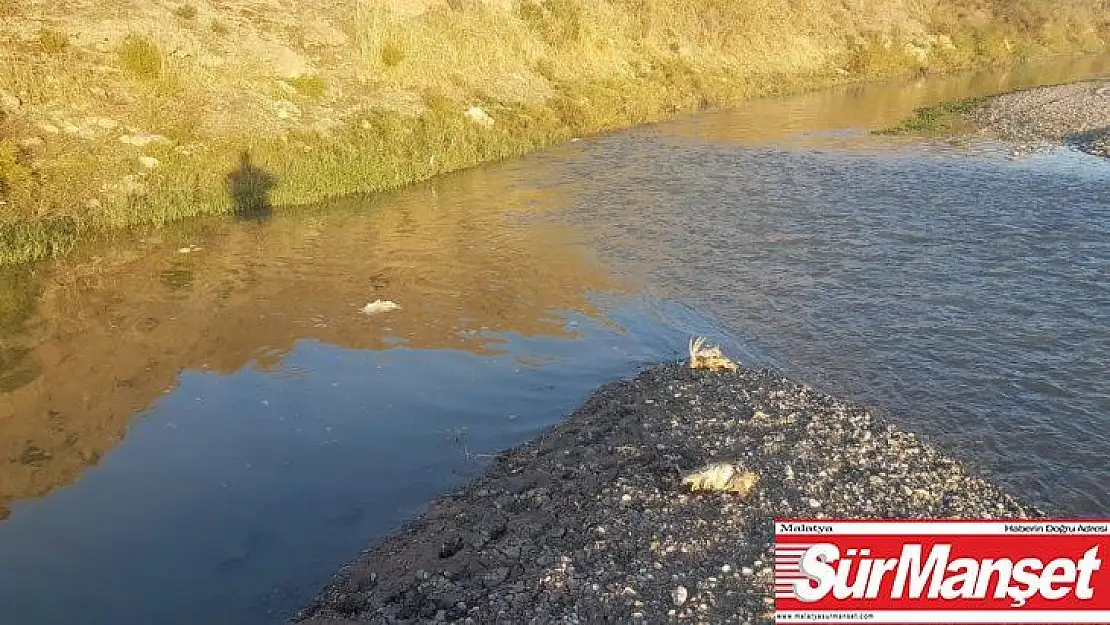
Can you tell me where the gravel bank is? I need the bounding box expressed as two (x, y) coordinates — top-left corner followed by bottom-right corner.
(295, 363), (1038, 624)
(968, 79), (1110, 157)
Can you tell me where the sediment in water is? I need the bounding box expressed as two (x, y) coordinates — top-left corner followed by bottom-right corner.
(295, 362), (1037, 624)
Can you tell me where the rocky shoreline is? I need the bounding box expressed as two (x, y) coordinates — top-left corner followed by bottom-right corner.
(968, 79), (1110, 157)
(294, 362), (1038, 624)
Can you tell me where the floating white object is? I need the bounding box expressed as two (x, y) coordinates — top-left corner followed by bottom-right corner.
(361, 299), (401, 315)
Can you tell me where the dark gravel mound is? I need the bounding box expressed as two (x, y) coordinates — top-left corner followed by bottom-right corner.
(295, 363), (1037, 624)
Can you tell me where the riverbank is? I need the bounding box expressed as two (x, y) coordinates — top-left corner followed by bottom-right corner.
(2, 0), (1109, 266)
(295, 362), (1037, 624)
(969, 80), (1110, 157)
(882, 79), (1110, 157)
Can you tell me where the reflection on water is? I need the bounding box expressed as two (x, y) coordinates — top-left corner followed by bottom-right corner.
(0, 165), (722, 624)
(1, 54), (1109, 624)
(0, 171), (616, 517)
(228, 150), (277, 220)
(0, 170), (617, 512)
(671, 54), (1110, 147)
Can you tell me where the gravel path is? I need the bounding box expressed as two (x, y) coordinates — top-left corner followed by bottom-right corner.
(294, 363), (1038, 624)
(968, 79), (1110, 157)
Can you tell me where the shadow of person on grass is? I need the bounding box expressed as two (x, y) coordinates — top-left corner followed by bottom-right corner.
(226, 150), (276, 220)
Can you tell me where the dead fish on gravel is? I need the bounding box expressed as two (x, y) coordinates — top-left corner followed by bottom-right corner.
(688, 336), (738, 372)
(682, 462), (758, 496)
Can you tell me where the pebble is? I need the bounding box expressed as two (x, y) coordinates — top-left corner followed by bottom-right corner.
(672, 585), (688, 606)
(119, 133), (169, 147)
(464, 106), (494, 128)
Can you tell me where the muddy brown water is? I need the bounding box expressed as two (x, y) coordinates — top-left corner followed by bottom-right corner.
(0, 55), (1108, 624)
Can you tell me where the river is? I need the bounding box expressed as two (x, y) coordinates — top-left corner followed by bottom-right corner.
(0, 54), (1108, 624)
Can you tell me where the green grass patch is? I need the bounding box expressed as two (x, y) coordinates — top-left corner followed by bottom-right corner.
(174, 4), (198, 20)
(0, 141), (34, 213)
(118, 35), (164, 80)
(876, 97), (985, 134)
(517, 0), (584, 46)
(36, 28), (69, 54)
(380, 39), (406, 68)
(286, 75), (328, 98)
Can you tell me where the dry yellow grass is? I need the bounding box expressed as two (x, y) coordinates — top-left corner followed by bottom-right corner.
(0, 0), (1107, 264)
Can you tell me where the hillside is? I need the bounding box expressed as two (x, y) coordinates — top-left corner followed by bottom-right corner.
(1, 0), (1107, 264)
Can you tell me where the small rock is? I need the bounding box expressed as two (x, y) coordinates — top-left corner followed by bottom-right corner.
(138, 156), (160, 169)
(666, 586), (683, 608)
(482, 567), (510, 586)
(0, 89), (21, 110)
(464, 106), (494, 128)
(89, 117), (119, 130)
(116, 174), (146, 196)
(808, 498), (821, 508)
(119, 133), (170, 147)
(273, 100), (301, 120)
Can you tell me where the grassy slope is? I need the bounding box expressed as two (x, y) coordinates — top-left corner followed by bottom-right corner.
(0, 0), (1108, 265)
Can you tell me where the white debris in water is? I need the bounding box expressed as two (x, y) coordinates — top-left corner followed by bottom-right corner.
(176, 245), (202, 254)
(464, 106), (494, 128)
(361, 299), (401, 315)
